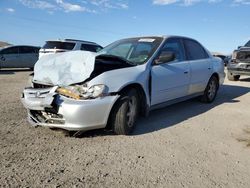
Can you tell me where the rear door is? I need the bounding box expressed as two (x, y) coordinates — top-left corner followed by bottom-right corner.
(151, 38), (191, 105)
(183, 39), (212, 94)
(0, 47), (19, 68)
(19, 46), (39, 68)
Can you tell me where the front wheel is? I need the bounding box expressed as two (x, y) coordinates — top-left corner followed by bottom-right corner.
(200, 76), (219, 103)
(111, 89), (139, 135)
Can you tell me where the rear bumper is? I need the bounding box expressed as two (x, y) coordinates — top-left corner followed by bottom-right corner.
(21, 87), (119, 131)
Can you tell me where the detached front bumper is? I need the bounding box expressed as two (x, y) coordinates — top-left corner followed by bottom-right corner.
(21, 87), (119, 131)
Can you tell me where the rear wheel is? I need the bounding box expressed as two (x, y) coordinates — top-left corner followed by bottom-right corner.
(111, 89), (139, 135)
(200, 76), (219, 103)
(227, 71), (240, 81)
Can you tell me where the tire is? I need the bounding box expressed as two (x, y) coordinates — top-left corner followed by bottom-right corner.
(111, 89), (139, 135)
(227, 72), (240, 81)
(200, 76), (219, 103)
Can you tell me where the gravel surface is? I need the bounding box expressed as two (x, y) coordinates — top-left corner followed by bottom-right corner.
(0, 69), (250, 188)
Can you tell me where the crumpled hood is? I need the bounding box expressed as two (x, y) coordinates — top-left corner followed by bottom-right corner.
(33, 51), (97, 86)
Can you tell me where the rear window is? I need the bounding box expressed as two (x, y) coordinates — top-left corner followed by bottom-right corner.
(81, 44), (102, 52)
(43, 41), (75, 50)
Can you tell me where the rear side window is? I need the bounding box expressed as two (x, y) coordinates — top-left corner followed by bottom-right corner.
(19, 46), (39, 54)
(81, 44), (102, 52)
(1, 47), (19, 54)
(43, 42), (75, 50)
(184, 39), (209, 60)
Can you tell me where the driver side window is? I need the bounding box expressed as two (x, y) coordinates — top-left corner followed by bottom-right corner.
(159, 38), (185, 62)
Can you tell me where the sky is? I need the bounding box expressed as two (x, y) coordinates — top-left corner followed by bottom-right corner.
(0, 0), (250, 54)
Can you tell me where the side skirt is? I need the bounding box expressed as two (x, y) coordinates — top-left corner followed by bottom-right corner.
(149, 92), (203, 112)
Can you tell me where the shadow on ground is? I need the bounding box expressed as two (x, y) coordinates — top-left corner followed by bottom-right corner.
(239, 77), (250, 82)
(77, 84), (250, 137)
(0, 69), (31, 75)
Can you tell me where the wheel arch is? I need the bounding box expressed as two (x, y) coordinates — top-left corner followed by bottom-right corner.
(106, 83), (148, 130)
(117, 83), (149, 117)
(211, 72), (220, 88)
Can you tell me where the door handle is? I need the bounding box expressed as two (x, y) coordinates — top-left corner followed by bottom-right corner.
(208, 67), (211, 70)
(184, 71), (189, 74)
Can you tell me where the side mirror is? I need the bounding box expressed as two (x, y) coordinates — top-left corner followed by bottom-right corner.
(154, 51), (175, 65)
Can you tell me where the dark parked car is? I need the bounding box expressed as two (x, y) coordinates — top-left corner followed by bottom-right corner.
(0, 45), (40, 69)
(227, 40), (250, 81)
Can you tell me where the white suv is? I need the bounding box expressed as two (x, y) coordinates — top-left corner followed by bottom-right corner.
(39, 39), (103, 59)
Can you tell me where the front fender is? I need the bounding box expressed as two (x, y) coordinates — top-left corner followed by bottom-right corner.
(88, 64), (151, 104)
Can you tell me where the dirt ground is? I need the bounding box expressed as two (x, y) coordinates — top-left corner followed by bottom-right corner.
(0, 69), (250, 188)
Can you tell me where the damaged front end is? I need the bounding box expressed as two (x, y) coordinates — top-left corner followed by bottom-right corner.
(21, 51), (127, 131)
(21, 84), (119, 131)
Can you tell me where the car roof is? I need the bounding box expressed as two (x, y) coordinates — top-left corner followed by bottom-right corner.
(0, 45), (40, 50)
(120, 35), (197, 41)
(46, 39), (100, 46)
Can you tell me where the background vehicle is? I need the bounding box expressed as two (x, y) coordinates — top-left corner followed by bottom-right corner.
(227, 40), (250, 81)
(0, 45), (40, 69)
(22, 36), (225, 135)
(39, 39), (103, 59)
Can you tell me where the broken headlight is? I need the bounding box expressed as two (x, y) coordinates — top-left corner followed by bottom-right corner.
(57, 84), (107, 100)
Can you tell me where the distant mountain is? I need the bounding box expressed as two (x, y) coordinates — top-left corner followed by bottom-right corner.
(0, 41), (11, 48)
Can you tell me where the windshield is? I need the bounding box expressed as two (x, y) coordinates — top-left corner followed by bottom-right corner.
(245, 40), (250, 47)
(98, 37), (163, 65)
(43, 41), (75, 50)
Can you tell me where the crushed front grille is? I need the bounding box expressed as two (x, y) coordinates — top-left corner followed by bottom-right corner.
(33, 83), (53, 89)
(30, 110), (65, 124)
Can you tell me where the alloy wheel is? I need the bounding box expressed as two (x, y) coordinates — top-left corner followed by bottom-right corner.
(126, 96), (137, 128)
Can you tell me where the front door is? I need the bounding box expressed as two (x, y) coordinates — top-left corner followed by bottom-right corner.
(151, 38), (191, 105)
